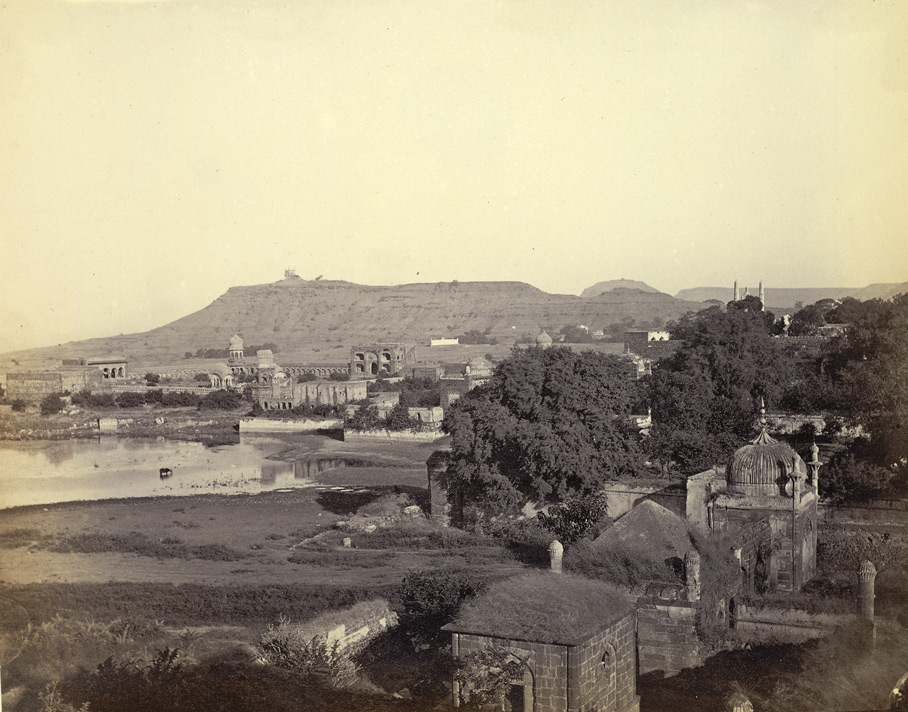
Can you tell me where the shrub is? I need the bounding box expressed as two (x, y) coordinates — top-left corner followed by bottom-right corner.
(454, 646), (524, 708)
(115, 391), (145, 408)
(40, 393), (65, 415)
(394, 570), (483, 645)
(329, 371), (350, 381)
(257, 618), (359, 688)
(160, 391), (200, 408)
(198, 389), (242, 410)
(144, 373), (160, 386)
(11, 398), (27, 411)
(537, 493), (610, 544)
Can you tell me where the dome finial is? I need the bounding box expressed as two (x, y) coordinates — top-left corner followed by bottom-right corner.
(759, 396), (766, 425)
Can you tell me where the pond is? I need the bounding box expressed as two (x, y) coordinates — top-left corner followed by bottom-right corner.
(0, 436), (372, 509)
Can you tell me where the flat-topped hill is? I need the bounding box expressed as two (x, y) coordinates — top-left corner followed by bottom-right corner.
(1, 278), (707, 365)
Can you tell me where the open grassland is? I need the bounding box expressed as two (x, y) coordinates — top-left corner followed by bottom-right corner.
(0, 440), (528, 710)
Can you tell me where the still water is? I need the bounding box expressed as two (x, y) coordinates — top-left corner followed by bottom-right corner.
(0, 436), (362, 509)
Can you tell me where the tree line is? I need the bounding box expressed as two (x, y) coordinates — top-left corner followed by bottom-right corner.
(440, 293), (908, 516)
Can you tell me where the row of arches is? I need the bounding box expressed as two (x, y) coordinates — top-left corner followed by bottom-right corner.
(101, 367), (125, 379)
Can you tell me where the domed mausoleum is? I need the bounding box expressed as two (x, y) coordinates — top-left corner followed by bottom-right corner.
(686, 408), (820, 593)
(727, 429), (808, 497)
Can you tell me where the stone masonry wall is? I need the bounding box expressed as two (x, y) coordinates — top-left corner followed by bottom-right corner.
(635, 588), (700, 675)
(572, 613), (638, 712)
(6, 372), (63, 402)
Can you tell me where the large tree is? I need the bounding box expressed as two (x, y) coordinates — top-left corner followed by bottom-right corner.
(648, 305), (797, 474)
(441, 346), (645, 512)
(825, 294), (908, 468)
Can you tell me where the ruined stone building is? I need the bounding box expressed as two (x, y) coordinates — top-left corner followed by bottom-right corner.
(225, 334), (348, 379)
(5, 357), (112, 403)
(253, 372), (366, 411)
(349, 343), (417, 376)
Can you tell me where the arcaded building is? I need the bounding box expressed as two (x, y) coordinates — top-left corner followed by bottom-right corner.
(349, 343), (417, 376)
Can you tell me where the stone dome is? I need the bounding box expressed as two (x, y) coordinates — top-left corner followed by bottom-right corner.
(211, 362), (231, 377)
(229, 334), (244, 349)
(536, 331), (553, 346)
(727, 428), (807, 497)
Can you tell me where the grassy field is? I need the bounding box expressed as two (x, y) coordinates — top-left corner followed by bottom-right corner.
(0, 435), (529, 710)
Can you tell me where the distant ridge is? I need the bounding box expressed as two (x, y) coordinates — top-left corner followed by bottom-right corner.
(581, 279), (663, 298)
(675, 282), (908, 309)
(1, 278), (706, 362)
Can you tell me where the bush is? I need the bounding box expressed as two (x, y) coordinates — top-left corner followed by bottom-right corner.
(257, 619), (359, 688)
(40, 393), (65, 415)
(11, 398), (27, 411)
(394, 570), (483, 645)
(537, 493), (610, 544)
(160, 391), (201, 408)
(329, 371), (350, 382)
(198, 389), (242, 410)
(144, 372), (160, 386)
(115, 391), (145, 408)
(822, 452), (898, 503)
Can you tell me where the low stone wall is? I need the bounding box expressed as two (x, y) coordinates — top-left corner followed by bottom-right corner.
(819, 500), (908, 528)
(734, 603), (858, 643)
(764, 413), (826, 435)
(290, 599), (397, 655)
(344, 428), (445, 442)
(239, 417), (342, 433)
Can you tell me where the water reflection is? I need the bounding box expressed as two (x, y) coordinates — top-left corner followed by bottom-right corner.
(0, 437), (351, 509)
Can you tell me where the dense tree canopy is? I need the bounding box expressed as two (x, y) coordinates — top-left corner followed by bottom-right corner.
(441, 346), (645, 512)
(824, 294), (908, 468)
(648, 305), (797, 474)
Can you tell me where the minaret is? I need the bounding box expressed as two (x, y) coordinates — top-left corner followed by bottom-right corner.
(758, 281), (765, 311)
(733, 280), (739, 302)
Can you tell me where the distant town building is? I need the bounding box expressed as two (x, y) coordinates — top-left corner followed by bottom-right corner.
(439, 357), (493, 406)
(623, 330), (677, 359)
(430, 338), (460, 347)
(86, 356), (128, 379)
(5, 358), (109, 403)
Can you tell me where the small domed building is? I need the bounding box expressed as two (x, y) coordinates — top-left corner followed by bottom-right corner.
(686, 409), (819, 593)
(536, 331), (553, 349)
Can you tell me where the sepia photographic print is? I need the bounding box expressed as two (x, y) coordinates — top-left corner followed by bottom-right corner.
(1, 1), (907, 710)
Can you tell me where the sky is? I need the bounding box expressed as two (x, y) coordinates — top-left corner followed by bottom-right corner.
(1, 0), (906, 353)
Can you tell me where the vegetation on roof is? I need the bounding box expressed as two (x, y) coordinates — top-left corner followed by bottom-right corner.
(450, 572), (633, 644)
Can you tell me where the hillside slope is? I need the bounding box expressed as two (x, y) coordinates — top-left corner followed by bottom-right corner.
(2, 278), (707, 364)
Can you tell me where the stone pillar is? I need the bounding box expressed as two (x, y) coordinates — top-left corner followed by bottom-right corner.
(806, 443), (822, 493)
(858, 560), (877, 620)
(426, 450), (452, 525)
(548, 540), (563, 574)
(685, 549), (701, 602)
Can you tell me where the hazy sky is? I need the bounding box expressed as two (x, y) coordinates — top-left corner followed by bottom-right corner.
(1, 0), (906, 353)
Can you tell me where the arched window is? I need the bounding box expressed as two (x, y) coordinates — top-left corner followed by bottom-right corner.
(600, 643), (617, 692)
